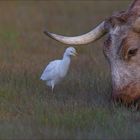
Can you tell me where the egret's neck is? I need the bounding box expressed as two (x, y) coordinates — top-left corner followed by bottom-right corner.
(62, 54), (71, 65)
(59, 54), (71, 77)
(62, 54), (71, 67)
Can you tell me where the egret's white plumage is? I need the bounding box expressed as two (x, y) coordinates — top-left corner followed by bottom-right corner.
(40, 47), (77, 91)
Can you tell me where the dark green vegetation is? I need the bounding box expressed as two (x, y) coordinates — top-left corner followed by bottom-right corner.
(1, 1), (140, 140)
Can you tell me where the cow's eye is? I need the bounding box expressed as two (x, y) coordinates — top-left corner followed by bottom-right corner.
(127, 48), (138, 59)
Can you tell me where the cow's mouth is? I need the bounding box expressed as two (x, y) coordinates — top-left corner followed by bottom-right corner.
(112, 82), (140, 108)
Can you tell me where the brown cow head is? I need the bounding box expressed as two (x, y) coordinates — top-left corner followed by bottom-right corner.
(104, 10), (140, 104)
(44, 0), (140, 105)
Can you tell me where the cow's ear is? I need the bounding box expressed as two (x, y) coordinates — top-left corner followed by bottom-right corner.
(133, 17), (140, 32)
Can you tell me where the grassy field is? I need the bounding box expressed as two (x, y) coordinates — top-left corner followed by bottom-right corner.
(1, 0), (140, 140)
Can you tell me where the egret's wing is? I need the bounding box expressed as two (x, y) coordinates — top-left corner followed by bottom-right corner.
(40, 60), (60, 80)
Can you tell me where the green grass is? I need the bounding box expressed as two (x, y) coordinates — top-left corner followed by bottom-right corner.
(1, 0), (140, 140)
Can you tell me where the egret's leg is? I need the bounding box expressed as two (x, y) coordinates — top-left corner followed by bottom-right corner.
(51, 82), (54, 93)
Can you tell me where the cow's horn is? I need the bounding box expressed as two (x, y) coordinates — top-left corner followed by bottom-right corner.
(44, 21), (107, 45)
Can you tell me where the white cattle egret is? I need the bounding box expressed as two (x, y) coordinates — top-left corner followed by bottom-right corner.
(40, 47), (77, 91)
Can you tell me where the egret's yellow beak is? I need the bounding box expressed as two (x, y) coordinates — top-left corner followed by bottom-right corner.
(73, 52), (78, 56)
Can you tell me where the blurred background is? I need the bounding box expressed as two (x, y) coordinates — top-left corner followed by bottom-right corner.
(1, 1), (140, 140)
